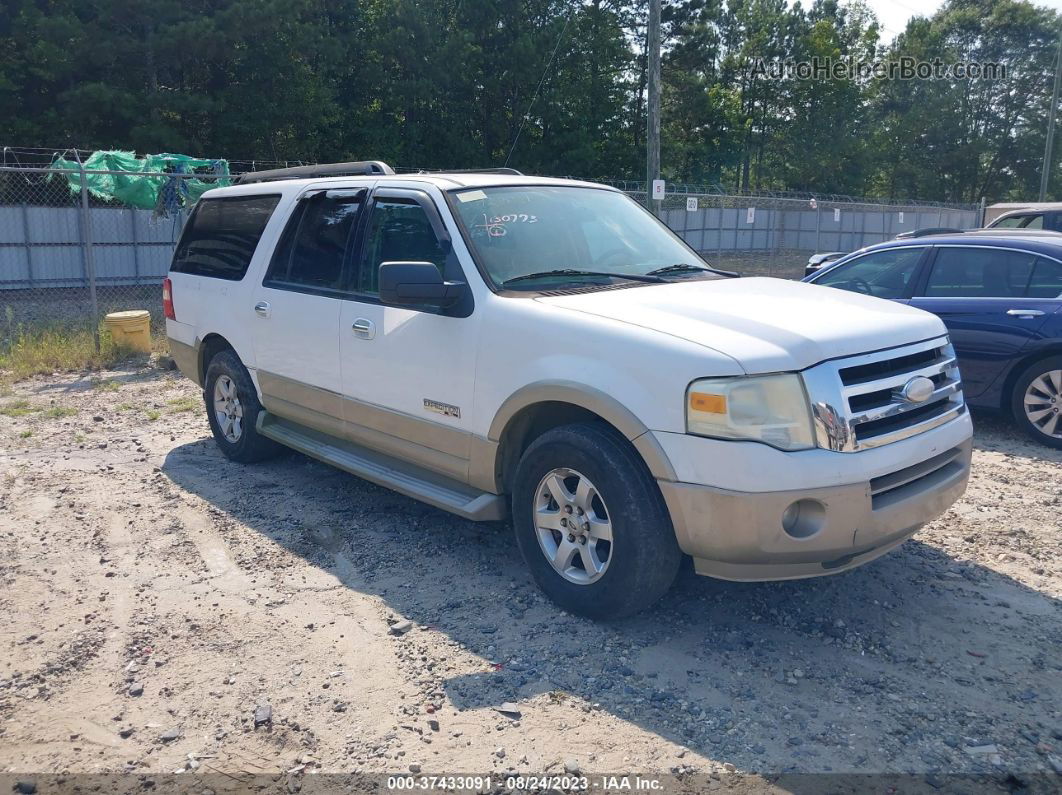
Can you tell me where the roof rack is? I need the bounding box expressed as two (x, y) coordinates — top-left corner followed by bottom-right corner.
(422, 168), (524, 176)
(234, 161), (395, 185)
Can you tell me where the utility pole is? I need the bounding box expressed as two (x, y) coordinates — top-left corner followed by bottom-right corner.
(1040, 27), (1062, 201)
(646, 0), (661, 213)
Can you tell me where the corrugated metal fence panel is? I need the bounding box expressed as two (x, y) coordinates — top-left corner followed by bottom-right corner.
(662, 205), (980, 256)
(1, 205), (182, 289)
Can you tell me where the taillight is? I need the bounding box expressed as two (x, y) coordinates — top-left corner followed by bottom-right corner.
(162, 277), (176, 320)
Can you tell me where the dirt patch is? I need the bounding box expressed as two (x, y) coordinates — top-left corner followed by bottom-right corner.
(0, 368), (1060, 787)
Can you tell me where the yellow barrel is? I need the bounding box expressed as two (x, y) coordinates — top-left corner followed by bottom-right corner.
(104, 310), (152, 353)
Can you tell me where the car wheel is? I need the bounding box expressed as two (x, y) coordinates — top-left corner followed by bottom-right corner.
(511, 423), (682, 619)
(1011, 355), (1062, 449)
(203, 350), (283, 462)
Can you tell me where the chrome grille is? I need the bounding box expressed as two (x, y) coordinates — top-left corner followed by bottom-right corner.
(802, 336), (966, 452)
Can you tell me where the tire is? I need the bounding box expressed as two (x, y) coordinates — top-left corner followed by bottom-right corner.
(1010, 355), (1062, 449)
(203, 349), (283, 463)
(511, 422), (682, 619)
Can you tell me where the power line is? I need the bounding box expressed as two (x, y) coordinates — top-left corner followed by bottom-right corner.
(504, 13), (573, 168)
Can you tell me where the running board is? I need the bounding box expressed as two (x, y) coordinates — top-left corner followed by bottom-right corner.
(256, 412), (506, 522)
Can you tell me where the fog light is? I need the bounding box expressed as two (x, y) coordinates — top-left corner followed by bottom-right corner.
(782, 499), (825, 539)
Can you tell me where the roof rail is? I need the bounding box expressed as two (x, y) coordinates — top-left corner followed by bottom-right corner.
(426, 168), (524, 176)
(234, 161), (395, 184)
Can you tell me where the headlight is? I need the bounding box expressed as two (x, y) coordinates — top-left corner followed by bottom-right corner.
(686, 373), (815, 451)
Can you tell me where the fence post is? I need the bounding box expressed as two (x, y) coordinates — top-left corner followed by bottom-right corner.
(717, 197), (726, 265)
(815, 205), (821, 253)
(129, 208), (141, 284)
(20, 202), (34, 286)
(78, 165), (101, 352)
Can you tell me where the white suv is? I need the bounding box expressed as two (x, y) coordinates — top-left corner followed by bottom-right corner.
(164, 161), (973, 618)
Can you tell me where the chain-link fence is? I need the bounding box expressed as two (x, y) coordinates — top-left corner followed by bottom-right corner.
(1, 163), (983, 352)
(0, 165), (220, 351)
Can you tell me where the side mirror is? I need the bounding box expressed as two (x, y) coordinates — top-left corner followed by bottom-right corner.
(378, 261), (466, 308)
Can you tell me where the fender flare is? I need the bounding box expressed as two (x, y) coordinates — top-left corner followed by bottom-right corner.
(486, 380), (677, 484)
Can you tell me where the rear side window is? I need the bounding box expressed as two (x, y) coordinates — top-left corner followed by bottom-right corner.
(924, 247), (1036, 298)
(264, 189), (364, 292)
(1028, 258), (1062, 298)
(170, 195), (281, 280)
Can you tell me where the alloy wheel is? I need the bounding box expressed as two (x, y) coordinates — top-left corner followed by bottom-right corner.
(1024, 369), (1062, 439)
(213, 375), (244, 443)
(533, 467), (613, 585)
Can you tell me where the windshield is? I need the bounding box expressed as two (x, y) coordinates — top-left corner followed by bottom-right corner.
(448, 185), (720, 290)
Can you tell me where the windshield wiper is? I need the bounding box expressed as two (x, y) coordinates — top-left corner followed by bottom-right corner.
(646, 263), (711, 275)
(501, 269), (665, 287)
(646, 262), (740, 278)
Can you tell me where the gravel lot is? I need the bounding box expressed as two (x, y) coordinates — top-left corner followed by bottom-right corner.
(0, 363), (1060, 790)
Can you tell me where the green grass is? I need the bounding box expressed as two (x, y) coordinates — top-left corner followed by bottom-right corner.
(18, 429), (32, 439)
(116, 402), (137, 412)
(0, 325), (142, 381)
(92, 378), (122, 392)
(145, 409), (161, 421)
(42, 405), (78, 419)
(166, 396), (199, 413)
(0, 399), (40, 417)
(74, 431), (86, 444)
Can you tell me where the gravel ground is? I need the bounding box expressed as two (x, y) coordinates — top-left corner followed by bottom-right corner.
(0, 363), (1060, 790)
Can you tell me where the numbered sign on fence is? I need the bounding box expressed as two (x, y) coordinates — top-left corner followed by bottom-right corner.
(746, 207), (755, 224)
(834, 208), (841, 222)
(898, 211), (904, 223)
(686, 197), (698, 212)
(651, 180), (665, 201)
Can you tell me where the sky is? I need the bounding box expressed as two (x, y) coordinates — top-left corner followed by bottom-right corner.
(858, 0), (1062, 40)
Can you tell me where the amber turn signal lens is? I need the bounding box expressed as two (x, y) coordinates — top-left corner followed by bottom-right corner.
(689, 392), (726, 414)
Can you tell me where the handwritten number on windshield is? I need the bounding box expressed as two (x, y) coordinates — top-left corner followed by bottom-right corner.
(473, 212), (538, 238)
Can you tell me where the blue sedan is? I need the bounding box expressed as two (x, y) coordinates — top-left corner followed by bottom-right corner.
(804, 233), (1062, 448)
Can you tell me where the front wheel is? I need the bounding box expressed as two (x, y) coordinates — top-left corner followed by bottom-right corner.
(1011, 356), (1062, 449)
(511, 423), (682, 619)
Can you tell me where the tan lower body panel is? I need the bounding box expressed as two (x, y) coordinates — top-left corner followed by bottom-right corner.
(168, 339), (200, 386)
(257, 370), (482, 487)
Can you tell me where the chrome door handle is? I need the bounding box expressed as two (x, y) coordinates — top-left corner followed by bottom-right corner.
(1006, 309), (1045, 317)
(254, 301), (271, 317)
(352, 318), (376, 339)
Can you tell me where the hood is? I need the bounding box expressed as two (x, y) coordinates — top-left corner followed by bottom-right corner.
(535, 277), (946, 373)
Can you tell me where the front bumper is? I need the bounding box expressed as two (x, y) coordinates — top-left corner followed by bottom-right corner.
(658, 439), (971, 581)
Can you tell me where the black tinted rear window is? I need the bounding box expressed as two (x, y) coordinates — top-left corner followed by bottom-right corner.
(170, 195), (281, 280)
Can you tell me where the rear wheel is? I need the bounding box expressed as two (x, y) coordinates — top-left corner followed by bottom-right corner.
(511, 423), (682, 619)
(1011, 356), (1062, 449)
(203, 350), (283, 462)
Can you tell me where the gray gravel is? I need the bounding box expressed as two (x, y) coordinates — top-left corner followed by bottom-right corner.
(0, 365), (1059, 784)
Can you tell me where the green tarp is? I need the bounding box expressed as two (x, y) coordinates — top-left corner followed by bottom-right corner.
(49, 150), (231, 214)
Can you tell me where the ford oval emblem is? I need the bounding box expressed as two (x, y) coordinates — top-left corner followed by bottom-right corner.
(901, 376), (935, 403)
